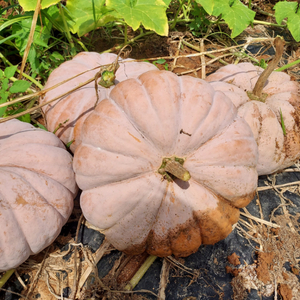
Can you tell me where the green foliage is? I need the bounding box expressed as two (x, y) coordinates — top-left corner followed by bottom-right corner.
(63, 0), (120, 37)
(259, 58), (267, 69)
(35, 123), (48, 130)
(0, 5), (66, 80)
(106, 0), (169, 36)
(274, 1), (300, 42)
(18, 0), (60, 11)
(196, 0), (256, 38)
(0, 66), (32, 123)
(189, 2), (210, 36)
(153, 59), (169, 70)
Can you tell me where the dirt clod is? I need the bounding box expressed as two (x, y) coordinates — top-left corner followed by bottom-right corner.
(227, 253), (241, 266)
(278, 283), (293, 300)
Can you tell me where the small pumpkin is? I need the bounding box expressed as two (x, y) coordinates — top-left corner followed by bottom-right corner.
(73, 70), (258, 257)
(40, 52), (158, 152)
(0, 119), (78, 272)
(206, 38), (300, 175)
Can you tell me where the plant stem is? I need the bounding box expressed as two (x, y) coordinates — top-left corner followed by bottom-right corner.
(164, 160), (191, 181)
(182, 40), (228, 65)
(170, 0), (185, 30)
(124, 255), (157, 291)
(124, 23), (128, 44)
(253, 20), (286, 28)
(59, 3), (77, 57)
(75, 39), (89, 52)
(253, 37), (284, 98)
(101, 31), (154, 53)
(276, 58), (300, 72)
(0, 269), (15, 289)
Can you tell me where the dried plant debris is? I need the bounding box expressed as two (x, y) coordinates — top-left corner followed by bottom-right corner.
(1, 169), (300, 300)
(230, 171), (300, 300)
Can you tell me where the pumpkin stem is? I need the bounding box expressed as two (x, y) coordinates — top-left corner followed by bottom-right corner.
(0, 269), (15, 289)
(158, 157), (191, 182)
(124, 255), (157, 291)
(252, 36), (284, 98)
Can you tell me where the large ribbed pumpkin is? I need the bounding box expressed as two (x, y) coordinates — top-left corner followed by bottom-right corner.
(0, 119), (78, 271)
(73, 70), (258, 257)
(40, 52), (157, 152)
(206, 62), (300, 175)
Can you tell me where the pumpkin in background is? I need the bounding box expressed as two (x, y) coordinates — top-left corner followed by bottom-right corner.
(40, 52), (158, 152)
(73, 70), (258, 257)
(0, 119), (78, 272)
(206, 40), (300, 175)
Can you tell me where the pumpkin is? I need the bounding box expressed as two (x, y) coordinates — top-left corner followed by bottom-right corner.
(40, 52), (158, 152)
(206, 39), (300, 175)
(73, 69), (258, 257)
(0, 119), (78, 272)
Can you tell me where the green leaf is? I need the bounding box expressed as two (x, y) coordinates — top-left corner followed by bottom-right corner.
(63, 0), (120, 37)
(0, 91), (9, 103)
(195, 0), (215, 15)
(4, 65), (18, 78)
(1, 78), (9, 92)
(0, 91), (9, 117)
(27, 47), (40, 74)
(18, 0), (60, 11)
(12, 12), (53, 54)
(0, 15), (31, 33)
(106, 0), (169, 36)
(17, 113), (31, 123)
(49, 51), (64, 61)
(154, 59), (166, 64)
(0, 35), (17, 47)
(162, 0), (171, 5)
(35, 123), (48, 130)
(212, 0), (255, 38)
(9, 80), (32, 93)
(274, 1), (300, 42)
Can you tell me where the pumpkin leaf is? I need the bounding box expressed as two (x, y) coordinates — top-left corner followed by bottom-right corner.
(274, 1), (300, 42)
(195, 0), (215, 15)
(197, 0), (255, 38)
(212, 0), (255, 38)
(63, 0), (120, 37)
(106, 0), (169, 36)
(18, 0), (60, 11)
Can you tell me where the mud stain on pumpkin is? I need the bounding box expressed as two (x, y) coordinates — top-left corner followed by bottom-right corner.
(16, 195), (29, 206)
(146, 217), (202, 257)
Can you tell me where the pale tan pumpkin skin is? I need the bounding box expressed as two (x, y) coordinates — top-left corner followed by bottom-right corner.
(40, 52), (158, 152)
(206, 62), (300, 175)
(0, 119), (78, 272)
(73, 70), (258, 257)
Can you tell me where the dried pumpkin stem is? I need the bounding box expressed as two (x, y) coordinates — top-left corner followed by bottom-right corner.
(158, 157), (191, 182)
(164, 160), (191, 181)
(0, 269), (15, 289)
(252, 37), (284, 98)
